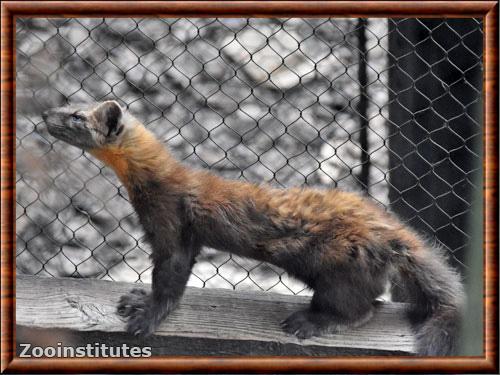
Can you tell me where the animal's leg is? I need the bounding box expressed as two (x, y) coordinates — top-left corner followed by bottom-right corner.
(281, 278), (377, 339)
(117, 244), (199, 336)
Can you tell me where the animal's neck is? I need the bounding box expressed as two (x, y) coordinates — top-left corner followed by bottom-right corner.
(89, 123), (180, 190)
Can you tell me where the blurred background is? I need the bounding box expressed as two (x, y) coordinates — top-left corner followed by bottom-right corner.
(15, 18), (482, 305)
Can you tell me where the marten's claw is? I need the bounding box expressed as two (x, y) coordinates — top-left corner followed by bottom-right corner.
(126, 309), (157, 337)
(116, 289), (162, 337)
(281, 310), (321, 340)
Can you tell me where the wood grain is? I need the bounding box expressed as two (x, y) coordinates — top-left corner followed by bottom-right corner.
(483, 2), (499, 371)
(1, 0), (498, 373)
(1, 1), (15, 372)
(15, 275), (414, 356)
(1, 1), (497, 17)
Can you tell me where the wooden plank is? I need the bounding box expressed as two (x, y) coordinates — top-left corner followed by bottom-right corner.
(16, 275), (415, 355)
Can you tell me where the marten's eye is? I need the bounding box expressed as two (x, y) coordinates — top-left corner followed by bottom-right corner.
(70, 113), (84, 124)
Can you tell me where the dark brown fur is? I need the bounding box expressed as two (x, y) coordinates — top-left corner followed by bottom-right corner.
(43, 101), (465, 355)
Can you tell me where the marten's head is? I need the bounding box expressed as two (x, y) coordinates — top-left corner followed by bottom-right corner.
(42, 101), (126, 150)
(43, 101), (172, 182)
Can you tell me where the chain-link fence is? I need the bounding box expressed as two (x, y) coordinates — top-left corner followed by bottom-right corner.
(15, 18), (483, 296)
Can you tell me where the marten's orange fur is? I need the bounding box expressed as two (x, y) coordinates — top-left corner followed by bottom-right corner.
(90, 123), (178, 182)
(91, 124), (422, 264)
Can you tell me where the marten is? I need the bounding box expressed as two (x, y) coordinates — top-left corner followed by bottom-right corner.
(42, 100), (465, 356)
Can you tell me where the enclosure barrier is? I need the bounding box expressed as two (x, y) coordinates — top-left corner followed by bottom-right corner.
(16, 18), (482, 294)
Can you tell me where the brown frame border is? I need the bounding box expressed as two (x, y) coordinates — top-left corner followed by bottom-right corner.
(1, 1), (498, 373)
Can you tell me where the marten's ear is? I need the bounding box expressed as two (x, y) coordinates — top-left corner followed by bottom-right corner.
(95, 101), (124, 137)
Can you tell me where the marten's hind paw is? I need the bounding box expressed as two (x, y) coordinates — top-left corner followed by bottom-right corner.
(281, 310), (322, 340)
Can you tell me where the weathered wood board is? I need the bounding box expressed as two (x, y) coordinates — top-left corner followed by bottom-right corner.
(16, 275), (415, 356)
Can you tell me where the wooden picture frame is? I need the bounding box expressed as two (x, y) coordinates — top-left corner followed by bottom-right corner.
(1, 1), (498, 373)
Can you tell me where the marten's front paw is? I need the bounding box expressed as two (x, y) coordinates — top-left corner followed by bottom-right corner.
(125, 307), (158, 337)
(117, 288), (148, 317)
(281, 310), (321, 340)
(117, 288), (158, 337)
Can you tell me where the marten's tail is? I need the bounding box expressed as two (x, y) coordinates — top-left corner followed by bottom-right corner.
(392, 243), (465, 356)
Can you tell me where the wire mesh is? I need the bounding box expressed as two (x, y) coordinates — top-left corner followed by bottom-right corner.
(15, 18), (483, 295)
